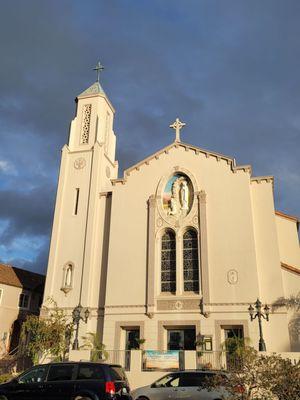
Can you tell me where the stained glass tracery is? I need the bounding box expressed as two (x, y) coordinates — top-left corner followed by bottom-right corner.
(183, 229), (199, 292)
(161, 230), (176, 292)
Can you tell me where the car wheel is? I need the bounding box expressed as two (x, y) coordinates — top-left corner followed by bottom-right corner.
(137, 397), (150, 400)
(74, 396), (93, 400)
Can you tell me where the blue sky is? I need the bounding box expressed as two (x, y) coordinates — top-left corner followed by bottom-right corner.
(0, 0), (299, 273)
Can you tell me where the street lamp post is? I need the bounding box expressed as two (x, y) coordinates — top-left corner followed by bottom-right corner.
(248, 298), (270, 351)
(72, 304), (90, 350)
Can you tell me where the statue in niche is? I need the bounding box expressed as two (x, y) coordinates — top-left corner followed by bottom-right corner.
(168, 179), (180, 215)
(65, 265), (72, 287)
(179, 180), (189, 214)
(167, 176), (191, 217)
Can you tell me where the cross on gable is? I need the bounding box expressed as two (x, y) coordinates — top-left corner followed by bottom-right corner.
(169, 118), (186, 142)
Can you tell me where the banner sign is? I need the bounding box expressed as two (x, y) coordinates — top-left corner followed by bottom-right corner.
(143, 350), (180, 370)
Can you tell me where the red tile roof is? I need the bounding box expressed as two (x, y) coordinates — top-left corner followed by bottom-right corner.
(0, 263), (45, 292)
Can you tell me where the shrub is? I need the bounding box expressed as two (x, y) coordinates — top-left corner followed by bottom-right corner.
(0, 374), (14, 384)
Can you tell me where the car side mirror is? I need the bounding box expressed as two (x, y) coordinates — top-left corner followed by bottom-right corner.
(151, 382), (158, 388)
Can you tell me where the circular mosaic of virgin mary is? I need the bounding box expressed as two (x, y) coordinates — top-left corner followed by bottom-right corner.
(162, 173), (193, 218)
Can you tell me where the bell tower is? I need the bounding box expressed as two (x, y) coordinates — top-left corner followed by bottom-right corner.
(68, 62), (116, 162)
(43, 63), (118, 341)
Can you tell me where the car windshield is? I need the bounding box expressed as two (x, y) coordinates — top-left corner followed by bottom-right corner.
(19, 366), (47, 384)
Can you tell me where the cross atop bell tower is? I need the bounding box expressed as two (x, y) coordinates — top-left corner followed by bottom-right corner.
(93, 61), (104, 83)
(169, 117), (186, 142)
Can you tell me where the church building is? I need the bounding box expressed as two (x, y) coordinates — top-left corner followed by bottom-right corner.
(43, 71), (300, 355)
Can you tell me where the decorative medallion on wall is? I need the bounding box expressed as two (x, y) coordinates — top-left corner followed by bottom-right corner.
(193, 215), (198, 224)
(157, 299), (200, 311)
(227, 269), (238, 285)
(175, 300), (183, 310)
(74, 157), (86, 170)
(162, 173), (193, 219)
(156, 218), (163, 227)
(106, 166), (111, 178)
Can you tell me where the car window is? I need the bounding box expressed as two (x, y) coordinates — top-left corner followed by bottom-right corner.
(179, 373), (204, 387)
(168, 377), (179, 387)
(154, 374), (179, 388)
(77, 365), (105, 380)
(109, 366), (126, 381)
(47, 364), (75, 381)
(19, 366), (48, 384)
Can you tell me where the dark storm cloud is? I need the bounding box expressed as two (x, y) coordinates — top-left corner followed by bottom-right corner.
(0, 0), (299, 273)
(0, 184), (55, 243)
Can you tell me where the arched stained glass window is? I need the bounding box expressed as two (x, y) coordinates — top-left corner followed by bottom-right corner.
(183, 230), (199, 292)
(161, 230), (176, 292)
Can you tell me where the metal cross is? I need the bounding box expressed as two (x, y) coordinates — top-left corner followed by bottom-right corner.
(93, 61), (104, 82)
(169, 118), (186, 142)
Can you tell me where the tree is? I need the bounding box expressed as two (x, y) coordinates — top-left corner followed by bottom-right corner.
(271, 356), (300, 400)
(81, 332), (108, 361)
(272, 292), (300, 311)
(203, 347), (300, 400)
(272, 292), (300, 351)
(21, 299), (73, 365)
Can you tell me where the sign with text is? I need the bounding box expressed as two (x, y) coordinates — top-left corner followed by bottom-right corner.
(143, 350), (180, 370)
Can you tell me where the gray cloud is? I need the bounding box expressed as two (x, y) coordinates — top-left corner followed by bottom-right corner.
(0, 0), (299, 272)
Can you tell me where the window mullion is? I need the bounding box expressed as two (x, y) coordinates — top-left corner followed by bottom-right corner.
(176, 232), (183, 296)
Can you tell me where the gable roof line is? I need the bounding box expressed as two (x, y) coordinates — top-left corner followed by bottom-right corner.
(111, 141), (238, 185)
(125, 141), (237, 174)
(111, 141), (276, 187)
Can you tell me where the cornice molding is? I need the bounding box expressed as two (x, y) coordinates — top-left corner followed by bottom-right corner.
(233, 165), (252, 174)
(250, 176), (274, 191)
(276, 211), (299, 225)
(111, 141), (263, 186)
(281, 262), (300, 275)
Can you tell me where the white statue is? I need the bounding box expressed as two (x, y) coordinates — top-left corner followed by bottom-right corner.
(65, 265), (72, 287)
(179, 180), (189, 212)
(166, 176), (191, 217)
(168, 179), (180, 216)
(169, 196), (178, 215)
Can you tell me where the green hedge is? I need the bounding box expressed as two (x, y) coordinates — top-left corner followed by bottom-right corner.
(0, 373), (13, 384)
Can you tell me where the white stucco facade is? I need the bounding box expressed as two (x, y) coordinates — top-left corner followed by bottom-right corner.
(43, 80), (300, 354)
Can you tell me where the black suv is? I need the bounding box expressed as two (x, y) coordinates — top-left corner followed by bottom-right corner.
(0, 361), (131, 400)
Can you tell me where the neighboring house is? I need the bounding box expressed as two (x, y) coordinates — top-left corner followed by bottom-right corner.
(0, 263), (45, 356)
(43, 75), (300, 355)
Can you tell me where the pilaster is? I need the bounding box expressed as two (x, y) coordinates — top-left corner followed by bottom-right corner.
(197, 190), (210, 313)
(146, 195), (156, 317)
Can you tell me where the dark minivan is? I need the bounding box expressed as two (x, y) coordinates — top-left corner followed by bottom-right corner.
(0, 361), (131, 400)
